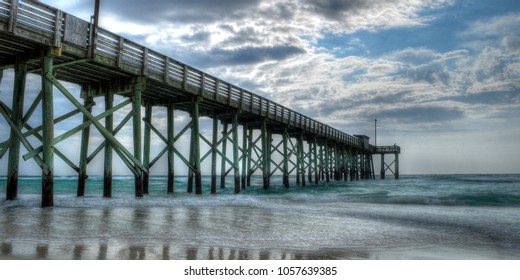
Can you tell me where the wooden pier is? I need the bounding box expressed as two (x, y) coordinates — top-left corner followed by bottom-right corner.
(0, 0), (400, 207)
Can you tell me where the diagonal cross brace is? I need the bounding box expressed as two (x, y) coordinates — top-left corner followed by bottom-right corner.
(87, 109), (133, 163)
(200, 133), (234, 167)
(0, 90), (42, 159)
(22, 122), (80, 173)
(0, 101), (50, 175)
(23, 99), (131, 161)
(142, 117), (197, 173)
(45, 73), (146, 174)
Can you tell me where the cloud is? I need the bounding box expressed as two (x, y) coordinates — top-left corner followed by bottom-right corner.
(373, 104), (465, 123)
(183, 45), (306, 68)
(461, 12), (520, 52)
(0, 0), (517, 176)
(47, 0), (454, 62)
(100, 0), (262, 24)
(502, 34), (520, 52)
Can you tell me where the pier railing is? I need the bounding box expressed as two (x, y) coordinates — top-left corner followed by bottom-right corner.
(0, 0), (363, 149)
(374, 145), (401, 154)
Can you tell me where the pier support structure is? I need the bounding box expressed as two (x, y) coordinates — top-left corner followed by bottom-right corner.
(0, 0), (400, 207)
(376, 146), (401, 180)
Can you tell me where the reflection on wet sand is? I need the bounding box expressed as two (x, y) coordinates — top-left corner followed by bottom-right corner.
(0, 205), (371, 260)
(36, 244), (48, 260)
(98, 243), (108, 260)
(1, 242), (12, 256)
(0, 240), (369, 260)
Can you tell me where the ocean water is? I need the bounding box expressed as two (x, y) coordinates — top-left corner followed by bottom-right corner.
(1, 174), (519, 260)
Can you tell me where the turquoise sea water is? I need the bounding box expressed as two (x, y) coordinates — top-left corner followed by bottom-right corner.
(1, 174), (520, 259)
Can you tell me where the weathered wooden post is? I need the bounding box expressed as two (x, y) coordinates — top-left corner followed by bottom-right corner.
(142, 101), (152, 194)
(308, 141), (313, 184)
(192, 97), (202, 194)
(267, 130), (273, 187)
(246, 127), (253, 187)
(261, 119), (269, 189)
(349, 148), (355, 181)
(282, 128), (289, 187)
(103, 91), (113, 197)
(41, 49), (54, 207)
(296, 135), (301, 186)
(77, 87), (93, 197)
(220, 122), (228, 188)
(313, 138), (319, 184)
(299, 132), (306, 186)
(343, 146), (348, 181)
(355, 150), (360, 181)
(325, 141), (330, 182)
(395, 152), (399, 180)
(241, 123), (248, 189)
(166, 103), (175, 193)
(132, 77), (143, 198)
(6, 58), (27, 200)
(380, 153), (385, 179)
(232, 113), (240, 193)
(211, 115), (218, 193)
(334, 143), (339, 180)
(319, 144), (324, 180)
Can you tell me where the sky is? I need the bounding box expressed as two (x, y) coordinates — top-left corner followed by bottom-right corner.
(1, 0), (520, 175)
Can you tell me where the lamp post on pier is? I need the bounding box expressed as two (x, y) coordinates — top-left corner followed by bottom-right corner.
(374, 119), (377, 147)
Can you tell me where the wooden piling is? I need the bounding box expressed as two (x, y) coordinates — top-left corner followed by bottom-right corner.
(6, 58), (26, 200)
(192, 97), (202, 194)
(354, 150), (359, 181)
(241, 123), (248, 189)
(142, 101), (152, 194)
(103, 91), (113, 197)
(232, 113), (240, 193)
(325, 142), (330, 182)
(267, 130), (272, 188)
(261, 119), (269, 189)
(282, 128), (289, 187)
(319, 144), (324, 181)
(187, 122), (194, 193)
(308, 141), (313, 184)
(299, 132), (306, 186)
(220, 122), (228, 189)
(211, 115), (218, 193)
(246, 127), (253, 187)
(313, 138), (319, 184)
(343, 146), (348, 181)
(77, 87), (92, 197)
(132, 78), (143, 198)
(41, 50), (54, 207)
(395, 153), (399, 180)
(167, 103), (175, 193)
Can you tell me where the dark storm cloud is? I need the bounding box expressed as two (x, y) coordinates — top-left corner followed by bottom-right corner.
(198, 45), (306, 67)
(302, 0), (398, 21)
(100, 0), (262, 23)
(374, 105), (465, 123)
(303, 0), (371, 19)
(99, 0), (389, 24)
(180, 31), (212, 43)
